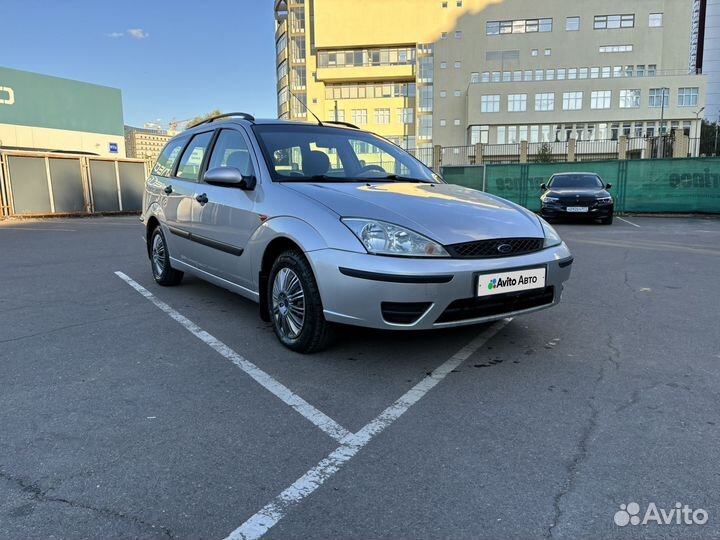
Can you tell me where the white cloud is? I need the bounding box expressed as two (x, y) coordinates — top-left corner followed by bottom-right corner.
(127, 28), (149, 40)
(106, 32), (124, 38)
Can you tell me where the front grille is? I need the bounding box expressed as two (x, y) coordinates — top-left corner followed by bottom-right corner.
(381, 302), (432, 325)
(436, 287), (555, 324)
(558, 197), (597, 206)
(446, 238), (544, 259)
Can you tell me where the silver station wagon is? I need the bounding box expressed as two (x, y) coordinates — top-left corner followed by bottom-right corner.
(142, 113), (573, 352)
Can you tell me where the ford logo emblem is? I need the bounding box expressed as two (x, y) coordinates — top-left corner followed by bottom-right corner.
(497, 243), (513, 254)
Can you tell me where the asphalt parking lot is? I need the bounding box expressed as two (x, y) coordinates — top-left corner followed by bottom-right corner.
(1, 214), (719, 540)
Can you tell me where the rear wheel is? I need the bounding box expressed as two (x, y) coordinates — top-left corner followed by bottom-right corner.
(149, 226), (184, 286)
(268, 250), (332, 353)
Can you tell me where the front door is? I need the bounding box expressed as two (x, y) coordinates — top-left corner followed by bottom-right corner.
(188, 128), (261, 290)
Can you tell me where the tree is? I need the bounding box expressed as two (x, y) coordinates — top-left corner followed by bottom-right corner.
(186, 110), (223, 129)
(535, 142), (554, 163)
(699, 119), (719, 156)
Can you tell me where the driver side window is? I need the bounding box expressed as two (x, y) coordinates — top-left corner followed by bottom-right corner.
(208, 129), (255, 177)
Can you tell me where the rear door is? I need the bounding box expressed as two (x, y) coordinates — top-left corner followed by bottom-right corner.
(148, 136), (189, 258)
(165, 130), (215, 266)
(188, 128), (262, 289)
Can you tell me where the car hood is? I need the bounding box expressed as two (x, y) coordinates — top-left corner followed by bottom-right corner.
(283, 182), (544, 245)
(545, 188), (611, 198)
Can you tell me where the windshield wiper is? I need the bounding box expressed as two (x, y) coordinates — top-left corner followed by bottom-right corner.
(363, 175), (431, 183)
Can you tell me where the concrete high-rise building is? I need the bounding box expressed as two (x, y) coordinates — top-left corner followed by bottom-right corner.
(274, 0), (708, 157)
(702, 0), (720, 122)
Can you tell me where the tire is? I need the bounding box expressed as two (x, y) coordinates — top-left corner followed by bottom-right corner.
(268, 249), (333, 353)
(149, 226), (184, 286)
(601, 214), (614, 225)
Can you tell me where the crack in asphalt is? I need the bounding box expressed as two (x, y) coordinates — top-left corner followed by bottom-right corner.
(0, 467), (174, 539)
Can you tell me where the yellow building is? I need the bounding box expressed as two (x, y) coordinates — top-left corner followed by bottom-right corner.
(124, 125), (176, 161)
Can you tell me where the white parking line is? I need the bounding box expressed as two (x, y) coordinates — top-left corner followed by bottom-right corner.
(114, 271), (351, 443)
(617, 217), (641, 228)
(225, 318), (512, 540)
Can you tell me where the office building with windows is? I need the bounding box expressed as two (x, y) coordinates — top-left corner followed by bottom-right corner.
(274, 0), (708, 156)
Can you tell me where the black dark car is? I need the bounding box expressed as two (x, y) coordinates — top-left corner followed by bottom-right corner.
(540, 172), (614, 225)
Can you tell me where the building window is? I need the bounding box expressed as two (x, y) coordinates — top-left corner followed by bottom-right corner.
(678, 87), (699, 107)
(649, 13), (663, 27)
(454, 89), (462, 97)
(579, 67), (589, 79)
(547, 69), (555, 80)
(440, 61), (448, 69)
(599, 45), (634, 53)
(441, 32), (448, 39)
(331, 109), (345, 122)
(457, 0), (462, 6)
(486, 18), (552, 35)
(601, 66), (611, 78)
(398, 108), (414, 124)
(442, 1), (448, 7)
(535, 69), (544, 81)
(508, 94), (528, 112)
(544, 48), (552, 56)
(440, 90), (447, 98)
(535, 93), (555, 111)
(439, 119), (447, 127)
(471, 72), (481, 83)
(419, 115), (432, 139)
(491, 71), (501, 82)
(649, 88), (669, 108)
(455, 31), (463, 38)
(566, 16), (580, 31)
(591, 90), (612, 109)
(531, 49), (539, 56)
(594, 14), (635, 29)
(418, 58), (433, 82)
(619, 89), (641, 108)
(557, 68), (566, 80)
(481, 95), (501, 113)
(374, 108), (390, 124)
(419, 86), (433, 111)
(352, 109), (368, 125)
(647, 64), (657, 76)
(454, 61), (462, 68)
(562, 91), (583, 110)
(470, 125), (489, 144)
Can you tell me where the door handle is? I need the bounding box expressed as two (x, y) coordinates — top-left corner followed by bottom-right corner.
(195, 193), (209, 205)
(164, 185), (173, 194)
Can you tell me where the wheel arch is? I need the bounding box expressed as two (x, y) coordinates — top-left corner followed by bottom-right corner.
(258, 236), (305, 322)
(145, 215), (161, 259)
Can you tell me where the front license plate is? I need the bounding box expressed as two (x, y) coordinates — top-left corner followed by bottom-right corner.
(566, 206), (589, 213)
(477, 267), (546, 297)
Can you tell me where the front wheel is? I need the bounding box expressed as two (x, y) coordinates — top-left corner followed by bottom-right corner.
(601, 214), (614, 225)
(149, 226), (184, 286)
(268, 250), (332, 353)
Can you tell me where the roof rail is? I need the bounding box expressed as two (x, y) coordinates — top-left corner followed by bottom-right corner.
(193, 112), (256, 127)
(324, 120), (360, 129)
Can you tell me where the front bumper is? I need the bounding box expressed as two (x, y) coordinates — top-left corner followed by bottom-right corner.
(541, 204), (613, 219)
(307, 243), (573, 330)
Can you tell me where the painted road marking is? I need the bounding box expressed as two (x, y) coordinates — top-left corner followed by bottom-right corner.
(115, 271), (351, 444)
(617, 217), (641, 228)
(225, 318), (512, 540)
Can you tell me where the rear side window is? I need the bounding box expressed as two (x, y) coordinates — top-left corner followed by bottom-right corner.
(152, 138), (186, 177)
(207, 130), (254, 177)
(176, 131), (214, 182)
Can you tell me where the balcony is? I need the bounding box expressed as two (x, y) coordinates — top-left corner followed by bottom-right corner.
(316, 64), (415, 83)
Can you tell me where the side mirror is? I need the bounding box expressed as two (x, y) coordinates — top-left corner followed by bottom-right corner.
(606, 183), (612, 189)
(203, 166), (256, 190)
(540, 183), (547, 190)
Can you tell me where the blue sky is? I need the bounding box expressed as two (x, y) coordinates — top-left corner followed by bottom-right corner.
(2, 0), (278, 127)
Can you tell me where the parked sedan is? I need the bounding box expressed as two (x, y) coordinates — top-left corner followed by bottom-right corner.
(540, 172), (614, 224)
(142, 113), (573, 352)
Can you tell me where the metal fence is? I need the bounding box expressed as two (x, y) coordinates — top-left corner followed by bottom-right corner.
(442, 157), (720, 214)
(0, 150), (150, 217)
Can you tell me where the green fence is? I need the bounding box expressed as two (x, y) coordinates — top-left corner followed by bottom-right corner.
(443, 158), (720, 214)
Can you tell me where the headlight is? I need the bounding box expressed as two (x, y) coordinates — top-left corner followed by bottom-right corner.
(597, 197), (613, 205)
(542, 196), (559, 204)
(342, 218), (449, 257)
(539, 217), (562, 248)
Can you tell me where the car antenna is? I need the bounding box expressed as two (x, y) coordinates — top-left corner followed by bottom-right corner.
(288, 89), (323, 126)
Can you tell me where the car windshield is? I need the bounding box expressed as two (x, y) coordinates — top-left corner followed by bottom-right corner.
(253, 124), (437, 183)
(549, 174), (604, 189)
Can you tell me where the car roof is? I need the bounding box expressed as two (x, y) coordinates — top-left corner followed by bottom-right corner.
(178, 117), (357, 138)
